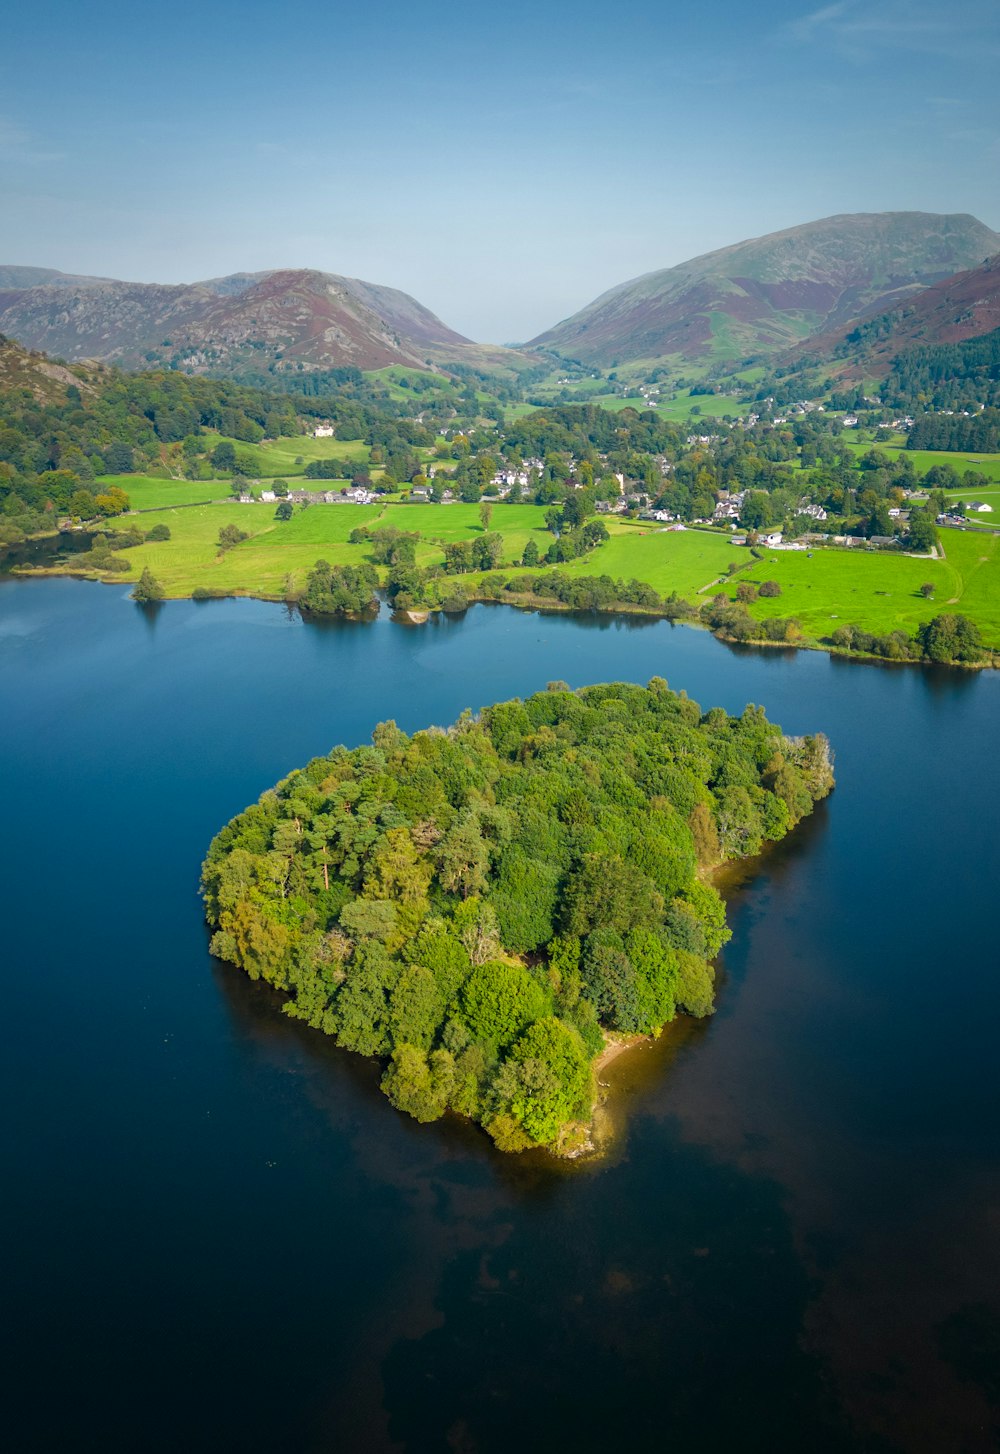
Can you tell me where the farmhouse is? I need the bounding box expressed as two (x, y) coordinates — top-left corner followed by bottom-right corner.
(312, 424), (335, 438)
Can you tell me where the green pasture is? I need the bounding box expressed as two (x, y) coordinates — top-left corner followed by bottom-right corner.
(96, 499), (555, 596)
(380, 502), (550, 557)
(204, 432), (370, 477)
(732, 530), (1000, 647)
(657, 391), (746, 421)
(557, 526), (738, 597)
(98, 502), (380, 596)
(95, 474), (236, 510)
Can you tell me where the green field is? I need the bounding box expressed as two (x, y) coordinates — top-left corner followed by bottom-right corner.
(556, 526), (738, 597)
(95, 474), (236, 510)
(839, 438), (1000, 482)
(204, 433), (370, 477)
(380, 502), (551, 558)
(99, 502), (380, 596)
(656, 391), (746, 421)
(93, 500), (557, 596)
(730, 530), (1000, 647)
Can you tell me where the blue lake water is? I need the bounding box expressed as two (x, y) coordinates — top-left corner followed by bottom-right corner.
(2, 578), (999, 1452)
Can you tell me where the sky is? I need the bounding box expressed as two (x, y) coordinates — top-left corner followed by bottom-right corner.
(1, 0), (998, 342)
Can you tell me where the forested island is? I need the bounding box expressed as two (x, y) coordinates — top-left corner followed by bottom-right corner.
(202, 681), (834, 1154)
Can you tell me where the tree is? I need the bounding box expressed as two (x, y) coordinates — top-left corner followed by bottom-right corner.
(479, 500), (493, 531)
(522, 538), (540, 567)
(212, 441), (237, 471)
(132, 566), (164, 603)
(458, 960), (548, 1050)
(907, 510), (938, 553)
(218, 523), (249, 551)
(917, 613), (983, 664)
(920, 582), (936, 598)
(275, 499), (294, 521)
(436, 815), (488, 898)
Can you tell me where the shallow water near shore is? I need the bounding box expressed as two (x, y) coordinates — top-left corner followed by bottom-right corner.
(2, 578), (999, 1453)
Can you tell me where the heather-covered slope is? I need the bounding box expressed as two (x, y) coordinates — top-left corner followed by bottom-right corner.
(530, 212), (1000, 365)
(802, 253), (1000, 379)
(0, 267), (514, 374)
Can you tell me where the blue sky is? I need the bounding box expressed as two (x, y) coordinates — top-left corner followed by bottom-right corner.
(1, 0), (998, 341)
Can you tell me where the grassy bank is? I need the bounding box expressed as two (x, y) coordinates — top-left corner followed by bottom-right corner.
(19, 499), (1000, 654)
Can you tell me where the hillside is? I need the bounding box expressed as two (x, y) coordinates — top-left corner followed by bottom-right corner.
(0, 332), (98, 403)
(0, 268), (522, 376)
(803, 253), (1000, 379)
(529, 212), (1000, 366)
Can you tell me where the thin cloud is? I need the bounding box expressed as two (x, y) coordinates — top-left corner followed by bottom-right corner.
(780, 0), (1000, 62)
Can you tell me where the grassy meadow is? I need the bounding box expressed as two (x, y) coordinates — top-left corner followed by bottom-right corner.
(556, 526), (738, 597)
(202, 433), (371, 477)
(729, 530), (1000, 646)
(95, 474), (237, 509)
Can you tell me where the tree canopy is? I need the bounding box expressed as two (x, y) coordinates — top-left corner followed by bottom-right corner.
(202, 680), (834, 1154)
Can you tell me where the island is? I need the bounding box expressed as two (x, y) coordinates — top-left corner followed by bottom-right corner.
(202, 680), (834, 1154)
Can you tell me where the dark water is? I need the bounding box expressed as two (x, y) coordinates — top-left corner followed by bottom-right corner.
(2, 580), (999, 1454)
(0, 530), (94, 575)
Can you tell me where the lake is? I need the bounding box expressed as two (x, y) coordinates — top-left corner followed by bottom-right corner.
(2, 579), (999, 1453)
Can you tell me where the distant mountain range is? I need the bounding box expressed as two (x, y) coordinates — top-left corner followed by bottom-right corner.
(3, 212), (999, 381)
(529, 212), (1000, 366)
(0, 268), (520, 375)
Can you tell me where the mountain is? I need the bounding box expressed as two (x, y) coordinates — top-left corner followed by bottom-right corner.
(799, 252), (1000, 378)
(529, 212), (1000, 366)
(0, 265), (112, 291)
(0, 268), (518, 375)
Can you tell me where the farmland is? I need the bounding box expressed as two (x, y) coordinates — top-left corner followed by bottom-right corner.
(731, 530), (1000, 646)
(94, 474), (237, 510)
(17, 489), (1000, 654)
(202, 433), (371, 477)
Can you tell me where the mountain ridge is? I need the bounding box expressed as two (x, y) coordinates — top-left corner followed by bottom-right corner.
(0, 267), (520, 376)
(529, 211), (1000, 365)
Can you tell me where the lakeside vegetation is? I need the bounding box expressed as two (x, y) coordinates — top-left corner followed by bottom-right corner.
(202, 681), (835, 1153)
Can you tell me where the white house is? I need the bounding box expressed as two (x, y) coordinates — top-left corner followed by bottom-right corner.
(312, 424), (335, 438)
(260, 489), (276, 502)
(969, 502), (993, 513)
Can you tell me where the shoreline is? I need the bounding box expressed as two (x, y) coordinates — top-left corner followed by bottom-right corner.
(7, 560), (995, 669)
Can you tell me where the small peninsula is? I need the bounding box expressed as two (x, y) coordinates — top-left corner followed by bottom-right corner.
(202, 680), (834, 1154)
